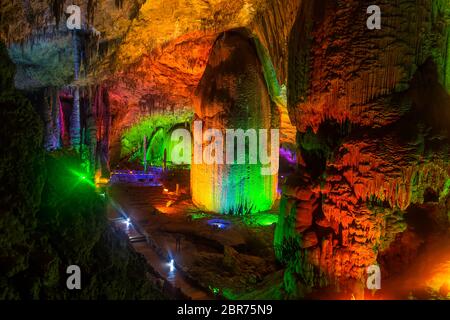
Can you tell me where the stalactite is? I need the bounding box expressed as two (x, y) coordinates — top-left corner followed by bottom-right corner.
(115, 0), (124, 9)
(43, 88), (53, 151)
(52, 87), (61, 149)
(43, 86), (61, 151)
(87, 0), (98, 25)
(71, 87), (81, 149)
(50, 0), (65, 26)
(143, 135), (147, 172)
(85, 86), (96, 176)
(70, 30), (81, 150)
(94, 85), (110, 178)
(21, 0), (34, 25)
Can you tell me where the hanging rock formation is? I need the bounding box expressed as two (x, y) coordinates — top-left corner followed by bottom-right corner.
(276, 0), (450, 298)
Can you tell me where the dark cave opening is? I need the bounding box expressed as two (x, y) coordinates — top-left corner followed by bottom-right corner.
(424, 188), (439, 203)
(298, 120), (351, 179)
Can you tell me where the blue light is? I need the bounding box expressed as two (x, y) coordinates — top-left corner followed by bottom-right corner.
(207, 219), (231, 230)
(168, 259), (175, 272)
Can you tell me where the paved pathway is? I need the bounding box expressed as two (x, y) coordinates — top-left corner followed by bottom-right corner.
(107, 194), (212, 300)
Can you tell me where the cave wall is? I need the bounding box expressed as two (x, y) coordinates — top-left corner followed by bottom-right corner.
(1, 1), (302, 169)
(0, 42), (166, 299)
(250, 0), (301, 86)
(0, 42), (45, 296)
(276, 0), (450, 298)
(103, 0), (301, 168)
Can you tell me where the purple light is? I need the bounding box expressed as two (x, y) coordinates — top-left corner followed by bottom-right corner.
(110, 168), (163, 186)
(279, 147), (297, 165)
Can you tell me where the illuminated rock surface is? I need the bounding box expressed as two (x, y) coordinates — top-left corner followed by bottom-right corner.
(191, 31), (278, 214)
(0, 43), (167, 299)
(275, 0), (450, 298)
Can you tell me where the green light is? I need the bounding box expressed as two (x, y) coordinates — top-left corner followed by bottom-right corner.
(439, 179), (450, 201)
(254, 214), (278, 226)
(221, 288), (237, 300)
(69, 168), (95, 187)
(192, 161), (277, 214)
(209, 286), (220, 295)
(243, 213), (278, 227)
(189, 212), (209, 220)
(121, 111), (193, 167)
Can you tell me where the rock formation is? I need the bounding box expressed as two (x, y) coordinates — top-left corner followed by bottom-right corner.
(275, 0), (450, 298)
(191, 30), (279, 214)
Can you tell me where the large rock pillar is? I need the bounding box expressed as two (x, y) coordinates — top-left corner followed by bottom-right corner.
(278, 0), (450, 298)
(191, 31), (279, 214)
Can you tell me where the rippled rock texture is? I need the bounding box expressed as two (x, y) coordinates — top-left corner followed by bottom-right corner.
(191, 31), (279, 214)
(275, 0), (450, 298)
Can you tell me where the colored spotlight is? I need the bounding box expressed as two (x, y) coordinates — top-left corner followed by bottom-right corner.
(168, 259), (175, 272)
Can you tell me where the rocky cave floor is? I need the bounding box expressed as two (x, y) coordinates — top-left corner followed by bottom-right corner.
(106, 169), (283, 300)
(103, 168), (450, 300)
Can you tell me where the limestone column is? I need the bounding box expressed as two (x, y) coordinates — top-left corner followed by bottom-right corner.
(191, 31), (279, 214)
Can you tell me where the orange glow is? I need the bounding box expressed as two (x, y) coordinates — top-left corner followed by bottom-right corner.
(426, 260), (450, 297)
(154, 204), (177, 215)
(95, 170), (109, 186)
(166, 200), (174, 207)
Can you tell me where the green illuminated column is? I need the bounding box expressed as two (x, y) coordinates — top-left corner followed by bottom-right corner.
(191, 31), (279, 214)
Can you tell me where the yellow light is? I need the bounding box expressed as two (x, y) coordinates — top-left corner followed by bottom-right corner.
(166, 200), (174, 207)
(426, 260), (450, 295)
(94, 170), (109, 186)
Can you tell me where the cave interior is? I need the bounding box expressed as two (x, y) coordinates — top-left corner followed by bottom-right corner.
(1, 0), (450, 300)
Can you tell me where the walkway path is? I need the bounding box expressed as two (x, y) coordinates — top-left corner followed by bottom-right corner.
(107, 192), (212, 300)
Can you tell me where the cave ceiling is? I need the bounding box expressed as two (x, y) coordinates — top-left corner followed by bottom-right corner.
(1, 0), (300, 108)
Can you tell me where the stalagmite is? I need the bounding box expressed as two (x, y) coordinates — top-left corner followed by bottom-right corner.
(191, 31), (279, 214)
(143, 135), (147, 172)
